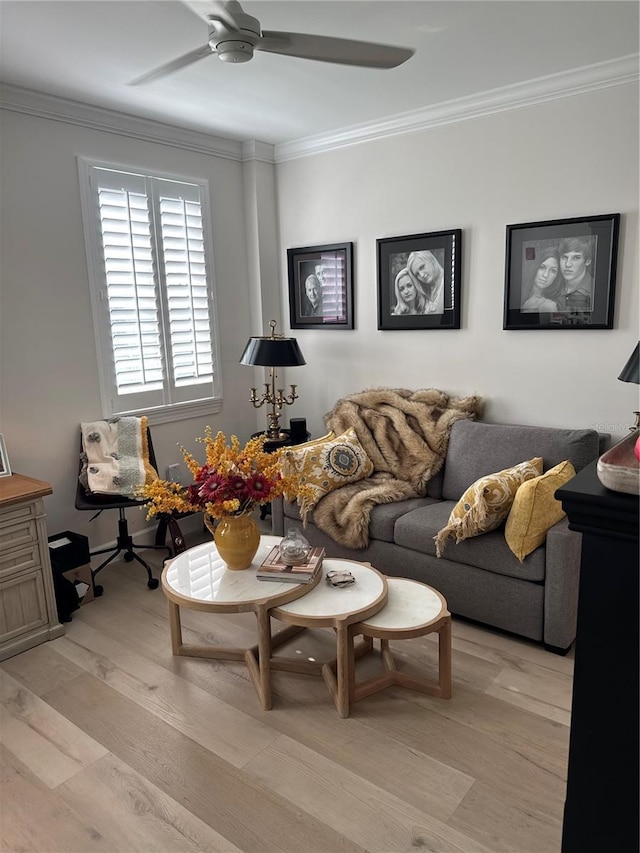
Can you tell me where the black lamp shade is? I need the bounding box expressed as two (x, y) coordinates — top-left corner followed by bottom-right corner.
(240, 336), (306, 367)
(618, 342), (640, 384)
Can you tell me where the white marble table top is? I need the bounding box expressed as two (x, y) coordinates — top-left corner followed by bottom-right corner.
(273, 559), (387, 624)
(357, 577), (446, 631)
(163, 535), (313, 606)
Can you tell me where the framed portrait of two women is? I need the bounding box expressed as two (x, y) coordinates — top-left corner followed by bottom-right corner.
(377, 230), (462, 330)
(503, 213), (620, 330)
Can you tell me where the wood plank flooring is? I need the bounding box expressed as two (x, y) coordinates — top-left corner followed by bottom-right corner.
(0, 539), (574, 853)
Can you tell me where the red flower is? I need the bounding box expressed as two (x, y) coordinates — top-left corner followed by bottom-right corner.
(199, 472), (225, 501)
(246, 472), (271, 501)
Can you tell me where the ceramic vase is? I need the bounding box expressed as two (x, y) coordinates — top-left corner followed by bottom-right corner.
(206, 513), (260, 570)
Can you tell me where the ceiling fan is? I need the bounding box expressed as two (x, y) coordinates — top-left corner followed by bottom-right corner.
(130, 0), (414, 85)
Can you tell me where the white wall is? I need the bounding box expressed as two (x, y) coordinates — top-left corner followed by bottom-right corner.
(276, 84), (640, 443)
(0, 109), (271, 541)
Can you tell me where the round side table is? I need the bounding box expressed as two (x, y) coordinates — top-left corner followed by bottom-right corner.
(161, 535), (319, 710)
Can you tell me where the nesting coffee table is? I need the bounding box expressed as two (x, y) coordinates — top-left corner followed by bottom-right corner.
(162, 535), (452, 717)
(161, 536), (319, 710)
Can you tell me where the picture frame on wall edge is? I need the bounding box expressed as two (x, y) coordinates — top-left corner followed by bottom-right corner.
(377, 230), (462, 330)
(0, 434), (12, 478)
(287, 242), (354, 330)
(503, 213), (620, 330)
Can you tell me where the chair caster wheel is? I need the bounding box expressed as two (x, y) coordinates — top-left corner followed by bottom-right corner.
(94, 585), (104, 597)
(124, 553), (134, 562)
(148, 578), (159, 590)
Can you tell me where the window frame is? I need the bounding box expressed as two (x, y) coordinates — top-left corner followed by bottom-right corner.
(78, 156), (223, 425)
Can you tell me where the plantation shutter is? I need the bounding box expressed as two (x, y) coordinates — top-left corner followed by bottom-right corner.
(84, 164), (217, 417)
(155, 179), (214, 398)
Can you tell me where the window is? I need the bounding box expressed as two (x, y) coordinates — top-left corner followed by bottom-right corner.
(78, 159), (221, 423)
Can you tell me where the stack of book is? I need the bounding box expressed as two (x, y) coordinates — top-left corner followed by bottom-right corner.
(257, 545), (324, 583)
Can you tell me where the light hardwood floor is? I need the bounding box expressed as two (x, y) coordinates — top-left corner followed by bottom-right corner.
(1, 536), (574, 853)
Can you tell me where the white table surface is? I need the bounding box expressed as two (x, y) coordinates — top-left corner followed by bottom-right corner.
(358, 577), (445, 630)
(163, 535), (312, 605)
(274, 559), (386, 622)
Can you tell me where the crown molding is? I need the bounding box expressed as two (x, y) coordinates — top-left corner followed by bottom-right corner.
(0, 84), (244, 161)
(242, 140), (276, 164)
(2, 53), (637, 166)
(275, 54), (640, 163)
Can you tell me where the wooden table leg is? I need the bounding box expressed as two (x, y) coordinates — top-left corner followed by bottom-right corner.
(439, 616), (452, 699)
(167, 600), (182, 655)
(335, 623), (352, 719)
(244, 606), (273, 711)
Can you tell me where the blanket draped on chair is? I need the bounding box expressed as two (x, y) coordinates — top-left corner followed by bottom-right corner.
(80, 415), (157, 497)
(312, 388), (484, 548)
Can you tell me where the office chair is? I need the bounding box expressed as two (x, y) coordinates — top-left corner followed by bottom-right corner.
(75, 426), (172, 594)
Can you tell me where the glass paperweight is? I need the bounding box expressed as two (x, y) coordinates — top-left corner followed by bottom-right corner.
(279, 528), (311, 566)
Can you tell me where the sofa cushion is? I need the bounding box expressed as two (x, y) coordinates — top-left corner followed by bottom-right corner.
(505, 460), (576, 561)
(442, 420), (599, 500)
(394, 501), (546, 582)
(368, 496), (439, 542)
(435, 458), (543, 556)
(281, 427), (373, 517)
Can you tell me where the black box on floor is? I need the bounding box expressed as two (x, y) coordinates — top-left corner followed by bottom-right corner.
(48, 530), (91, 575)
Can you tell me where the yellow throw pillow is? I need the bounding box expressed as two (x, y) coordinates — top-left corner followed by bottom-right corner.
(505, 460), (576, 561)
(434, 458), (543, 557)
(281, 427), (373, 519)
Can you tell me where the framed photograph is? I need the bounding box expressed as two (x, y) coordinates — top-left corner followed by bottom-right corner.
(503, 213), (620, 330)
(377, 230), (461, 330)
(288, 242), (353, 330)
(0, 434), (11, 478)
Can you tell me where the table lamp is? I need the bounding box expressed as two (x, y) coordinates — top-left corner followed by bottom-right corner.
(617, 341), (640, 431)
(239, 320), (306, 441)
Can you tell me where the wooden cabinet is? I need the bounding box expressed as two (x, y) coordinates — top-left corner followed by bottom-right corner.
(0, 474), (64, 660)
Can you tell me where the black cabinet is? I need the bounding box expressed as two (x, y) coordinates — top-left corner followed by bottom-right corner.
(556, 461), (639, 852)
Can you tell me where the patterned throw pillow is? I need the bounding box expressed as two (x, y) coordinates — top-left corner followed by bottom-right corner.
(434, 458), (543, 556)
(281, 427), (374, 519)
(505, 460), (576, 561)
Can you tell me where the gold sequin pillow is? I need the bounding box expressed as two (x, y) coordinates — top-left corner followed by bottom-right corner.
(505, 460), (576, 561)
(434, 458), (543, 556)
(282, 428), (373, 518)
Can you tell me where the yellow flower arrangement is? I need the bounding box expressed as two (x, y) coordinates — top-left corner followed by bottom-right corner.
(139, 427), (311, 521)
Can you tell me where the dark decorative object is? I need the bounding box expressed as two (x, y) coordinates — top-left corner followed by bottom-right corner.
(503, 213), (620, 330)
(618, 341), (640, 431)
(240, 320), (306, 440)
(377, 230), (461, 330)
(287, 242), (353, 329)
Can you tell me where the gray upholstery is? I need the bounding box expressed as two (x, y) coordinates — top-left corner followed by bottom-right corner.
(273, 419), (601, 650)
(442, 420), (600, 500)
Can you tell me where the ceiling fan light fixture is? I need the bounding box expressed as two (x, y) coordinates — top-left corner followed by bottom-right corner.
(215, 39), (254, 62)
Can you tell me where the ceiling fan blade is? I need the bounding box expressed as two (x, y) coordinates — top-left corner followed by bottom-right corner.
(258, 31), (414, 69)
(129, 44), (214, 86)
(182, 0), (240, 31)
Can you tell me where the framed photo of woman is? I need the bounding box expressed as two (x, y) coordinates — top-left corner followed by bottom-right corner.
(287, 242), (354, 330)
(0, 434), (11, 478)
(503, 213), (620, 330)
(377, 230), (462, 330)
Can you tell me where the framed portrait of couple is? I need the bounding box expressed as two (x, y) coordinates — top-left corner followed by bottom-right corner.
(287, 242), (354, 330)
(503, 213), (620, 330)
(377, 230), (462, 330)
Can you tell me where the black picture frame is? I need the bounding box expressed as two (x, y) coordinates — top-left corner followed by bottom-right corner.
(377, 230), (461, 330)
(288, 242), (353, 330)
(503, 213), (620, 330)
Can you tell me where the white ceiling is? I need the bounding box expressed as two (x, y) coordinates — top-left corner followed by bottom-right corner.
(1, 0), (638, 146)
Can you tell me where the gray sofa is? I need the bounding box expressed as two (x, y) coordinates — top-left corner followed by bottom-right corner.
(272, 420), (602, 652)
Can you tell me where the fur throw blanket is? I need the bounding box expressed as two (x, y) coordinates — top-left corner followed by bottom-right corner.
(312, 388), (484, 548)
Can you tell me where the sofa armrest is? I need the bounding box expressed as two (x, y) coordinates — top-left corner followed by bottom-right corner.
(271, 496), (285, 536)
(543, 517), (583, 650)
